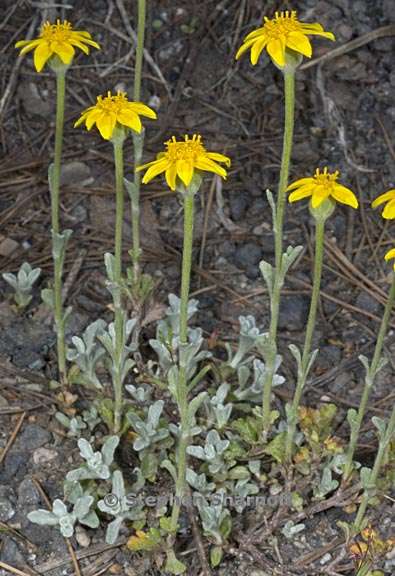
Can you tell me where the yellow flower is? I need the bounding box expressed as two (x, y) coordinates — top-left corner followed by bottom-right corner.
(74, 91), (157, 140)
(371, 189), (395, 219)
(384, 248), (395, 270)
(15, 20), (100, 73)
(235, 10), (335, 67)
(288, 167), (358, 209)
(137, 134), (231, 191)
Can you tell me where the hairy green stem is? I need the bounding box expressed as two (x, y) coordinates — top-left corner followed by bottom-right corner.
(52, 70), (67, 383)
(113, 140), (125, 434)
(129, 0), (146, 285)
(171, 190), (195, 532)
(344, 274), (395, 480)
(261, 70), (296, 436)
(285, 217), (325, 461)
(353, 404), (395, 531)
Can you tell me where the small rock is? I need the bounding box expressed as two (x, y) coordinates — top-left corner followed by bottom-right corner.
(17, 478), (41, 508)
(60, 161), (92, 187)
(19, 82), (53, 118)
(0, 537), (25, 567)
(33, 447), (58, 465)
(0, 452), (27, 483)
(355, 291), (380, 315)
(229, 192), (249, 221)
(16, 424), (51, 451)
(0, 237), (19, 257)
(278, 296), (309, 331)
(233, 242), (263, 279)
(75, 526), (91, 548)
(0, 486), (16, 521)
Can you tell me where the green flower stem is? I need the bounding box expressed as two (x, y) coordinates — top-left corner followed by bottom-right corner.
(344, 273), (395, 480)
(261, 70), (296, 435)
(113, 140), (125, 434)
(129, 0), (146, 286)
(52, 69), (67, 383)
(285, 216), (325, 461)
(170, 189), (195, 533)
(353, 404), (395, 531)
(134, 0), (145, 103)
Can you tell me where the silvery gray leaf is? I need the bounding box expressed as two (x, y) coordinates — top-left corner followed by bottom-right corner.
(102, 435), (120, 467)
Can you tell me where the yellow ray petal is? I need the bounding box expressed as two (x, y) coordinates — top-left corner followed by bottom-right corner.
(311, 190), (329, 208)
(194, 158), (227, 179)
(53, 41), (75, 64)
(141, 159), (168, 184)
(165, 163), (177, 191)
(243, 27), (266, 42)
(286, 31), (312, 58)
(235, 38), (257, 60)
(96, 113), (116, 140)
(17, 39), (42, 55)
(176, 159), (194, 186)
(288, 186), (314, 203)
(207, 152), (231, 167)
(384, 248), (395, 261)
(331, 184), (358, 208)
(251, 38), (267, 65)
(266, 38), (286, 67)
(117, 110), (142, 133)
(287, 177), (315, 191)
(69, 39), (90, 54)
(85, 109), (102, 130)
(382, 199), (395, 219)
(129, 102), (157, 119)
(33, 41), (52, 72)
(372, 190), (395, 208)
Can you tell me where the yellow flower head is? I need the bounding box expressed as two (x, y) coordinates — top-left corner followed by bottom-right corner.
(384, 248), (395, 270)
(288, 167), (358, 209)
(236, 10), (335, 68)
(371, 189), (395, 219)
(15, 20), (100, 73)
(74, 91), (157, 140)
(137, 134), (231, 191)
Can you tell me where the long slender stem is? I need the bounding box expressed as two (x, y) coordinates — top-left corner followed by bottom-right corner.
(285, 217), (325, 461)
(353, 404), (395, 531)
(134, 0), (146, 103)
(113, 140), (125, 434)
(261, 70), (296, 436)
(344, 274), (395, 479)
(129, 0), (146, 285)
(171, 190), (195, 532)
(52, 70), (67, 383)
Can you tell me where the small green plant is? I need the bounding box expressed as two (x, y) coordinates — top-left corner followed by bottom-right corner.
(3, 261), (41, 308)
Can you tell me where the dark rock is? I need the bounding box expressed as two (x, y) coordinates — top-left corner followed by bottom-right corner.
(17, 477), (41, 509)
(0, 485), (16, 521)
(0, 537), (25, 567)
(15, 424), (51, 452)
(278, 296), (309, 331)
(355, 291), (380, 315)
(316, 345), (342, 372)
(0, 318), (53, 369)
(233, 242), (263, 279)
(0, 452), (27, 483)
(229, 192), (248, 221)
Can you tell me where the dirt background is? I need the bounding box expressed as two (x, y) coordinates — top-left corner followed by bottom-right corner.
(0, 0), (394, 575)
